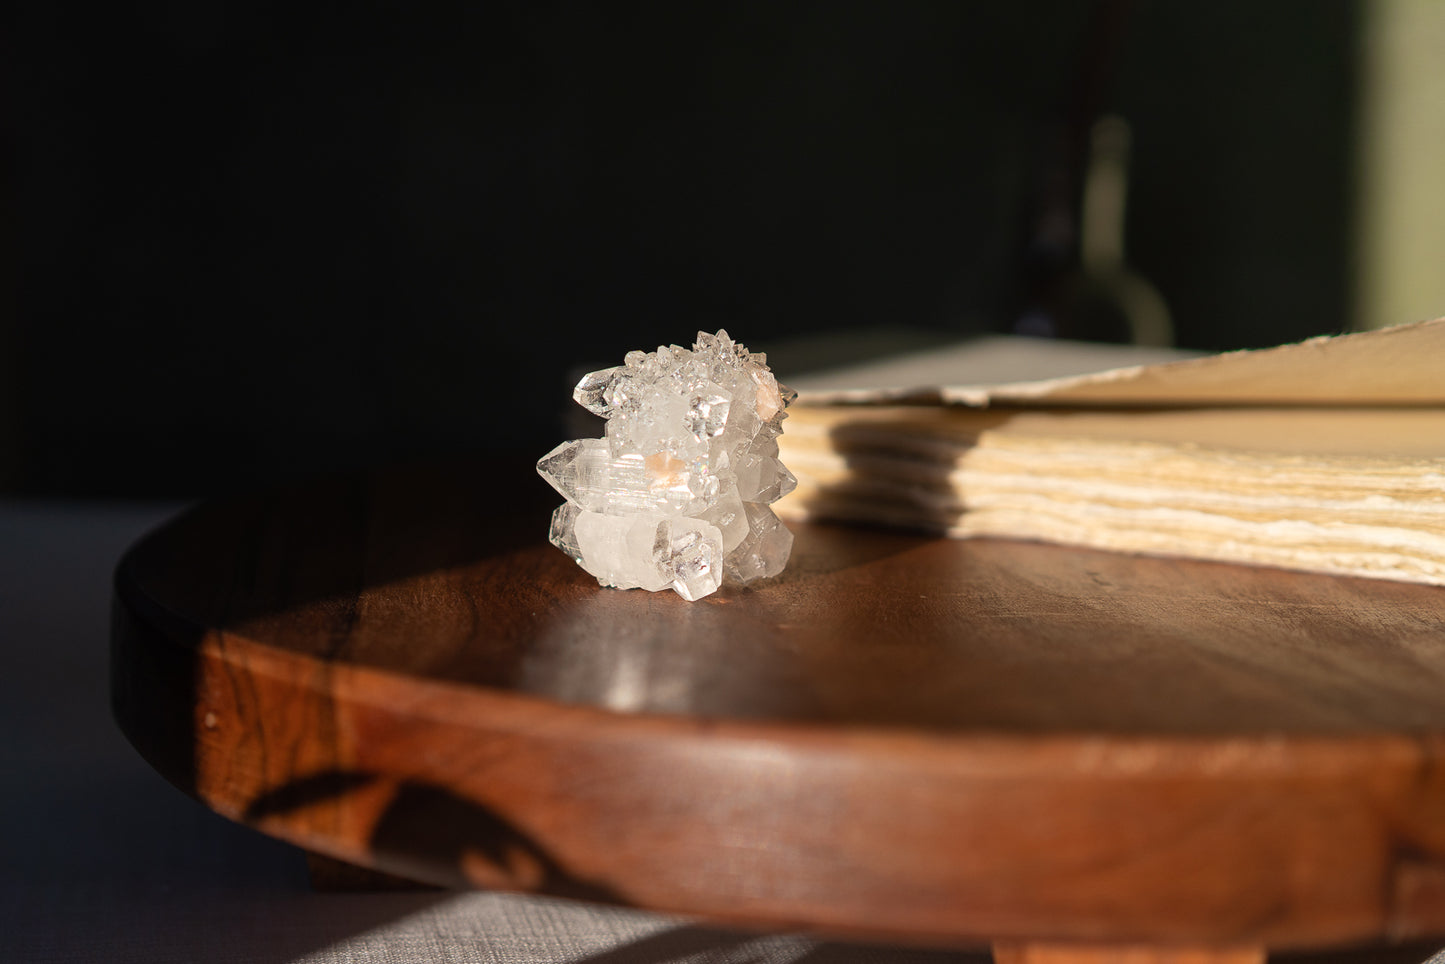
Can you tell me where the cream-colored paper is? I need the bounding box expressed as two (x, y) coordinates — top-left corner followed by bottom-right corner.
(794, 317), (1445, 407)
(776, 319), (1445, 586)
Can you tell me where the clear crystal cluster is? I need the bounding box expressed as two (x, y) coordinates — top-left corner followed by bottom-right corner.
(538, 330), (797, 601)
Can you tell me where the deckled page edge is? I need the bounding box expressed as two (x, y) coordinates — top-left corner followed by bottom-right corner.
(794, 317), (1445, 408)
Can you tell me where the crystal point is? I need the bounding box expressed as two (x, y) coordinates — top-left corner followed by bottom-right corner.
(573, 367), (624, 417)
(726, 502), (794, 584)
(540, 331), (795, 600)
(548, 502), (583, 562)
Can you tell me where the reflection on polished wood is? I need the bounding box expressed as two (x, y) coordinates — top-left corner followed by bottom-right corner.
(112, 457), (1445, 956)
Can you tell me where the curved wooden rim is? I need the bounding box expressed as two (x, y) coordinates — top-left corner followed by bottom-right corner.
(113, 529), (1445, 777)
(113, 561), (1445, 950)
(108, 458), (1445, 951)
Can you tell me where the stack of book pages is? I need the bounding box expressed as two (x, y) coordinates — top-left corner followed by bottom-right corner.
(774, 319), (1445, 586)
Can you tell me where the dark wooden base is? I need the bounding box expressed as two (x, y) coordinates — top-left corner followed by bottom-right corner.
(111, 458), (1445, 952)
(306, 852), (442, 892)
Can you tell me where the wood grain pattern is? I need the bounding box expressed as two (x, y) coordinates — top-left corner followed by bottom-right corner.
(111, 457), (1445, 951)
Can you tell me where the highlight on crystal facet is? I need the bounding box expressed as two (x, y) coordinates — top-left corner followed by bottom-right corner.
(538, 330), (796, 600)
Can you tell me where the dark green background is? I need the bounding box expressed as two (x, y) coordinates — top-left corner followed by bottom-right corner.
(6, 1), (1360, 496)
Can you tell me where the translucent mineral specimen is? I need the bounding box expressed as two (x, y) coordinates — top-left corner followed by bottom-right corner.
(538, 330), (796, 600)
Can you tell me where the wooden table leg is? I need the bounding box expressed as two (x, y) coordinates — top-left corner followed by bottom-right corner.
(992, 942), (1266, 964)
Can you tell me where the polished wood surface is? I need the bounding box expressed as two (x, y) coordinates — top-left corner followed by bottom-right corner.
(112, 457), (1445, 953)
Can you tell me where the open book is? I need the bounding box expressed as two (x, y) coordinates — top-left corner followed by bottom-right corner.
(773, 319), (1445, 586)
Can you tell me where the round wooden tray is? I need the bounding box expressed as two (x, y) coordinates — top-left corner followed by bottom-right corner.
(112, 457), (1445, 957)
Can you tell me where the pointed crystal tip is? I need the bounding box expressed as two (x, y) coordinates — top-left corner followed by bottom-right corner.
(542, 331), (794, 600)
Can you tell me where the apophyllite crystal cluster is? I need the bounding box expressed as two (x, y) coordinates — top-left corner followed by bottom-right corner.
(538, 330), (797, 601)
